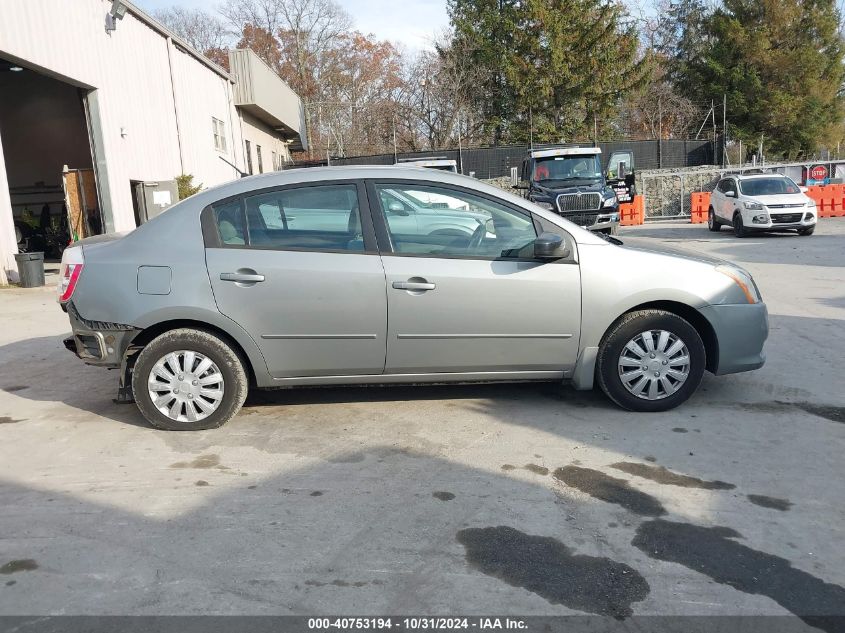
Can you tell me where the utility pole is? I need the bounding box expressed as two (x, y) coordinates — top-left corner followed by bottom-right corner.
(658, 98), (663, 168)
(711, 99), (717, 164)
(658, 97), (662, 140)
(529, 107), (534, 150)
(722, 94), (727, 167)
(392, 115), (398, 165)
(457, 111), (464, 175)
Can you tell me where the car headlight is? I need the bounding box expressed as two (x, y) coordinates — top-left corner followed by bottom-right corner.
(532, 200), (554, 211)
(806, 199), (816, 207)
(744, 200), (764, 210)
(603, 195), (617, 208)
(716, 265), (762, 304)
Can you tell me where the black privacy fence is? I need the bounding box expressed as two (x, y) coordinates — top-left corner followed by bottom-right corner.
(286, 139), (719, 179)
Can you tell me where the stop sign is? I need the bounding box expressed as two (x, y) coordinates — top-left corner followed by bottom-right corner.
(810, 164), (828, 180)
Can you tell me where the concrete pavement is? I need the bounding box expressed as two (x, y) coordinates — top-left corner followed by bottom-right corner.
(0, 219), (843, 623)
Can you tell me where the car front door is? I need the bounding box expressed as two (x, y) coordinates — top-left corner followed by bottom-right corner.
(368, 180), (581, 375)
(720, 178), (738, 221)
(203, 181), (387, 378)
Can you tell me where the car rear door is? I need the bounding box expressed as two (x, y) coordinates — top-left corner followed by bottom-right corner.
(203, 181), (387, 378)
(367, 179), (581, 375)
(714, 179), (730, 221)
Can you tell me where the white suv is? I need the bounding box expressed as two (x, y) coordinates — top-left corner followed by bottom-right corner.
(709, 174), (817, 237)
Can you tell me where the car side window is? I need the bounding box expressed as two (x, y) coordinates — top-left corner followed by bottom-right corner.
(211, 184), (364, 252)
(374, 183), (537, 259)
(211, 199), (246, 245)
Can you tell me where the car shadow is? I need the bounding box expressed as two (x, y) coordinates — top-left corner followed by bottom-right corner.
(2, 312), (843, 436)
(0, 335), (618, 433)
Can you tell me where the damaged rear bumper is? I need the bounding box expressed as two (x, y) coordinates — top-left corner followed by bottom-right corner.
(62, 303), (139, 368)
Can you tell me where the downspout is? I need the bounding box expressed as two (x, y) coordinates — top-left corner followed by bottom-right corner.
(165, 37), (185, 175)
(230, 82), (244, 179)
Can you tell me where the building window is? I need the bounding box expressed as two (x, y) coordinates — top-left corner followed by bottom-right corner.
(256, 145), (263, 174)
(245, 140), (253, 175)
(212, 117), (227, 152)
(271, 151), (278, 171)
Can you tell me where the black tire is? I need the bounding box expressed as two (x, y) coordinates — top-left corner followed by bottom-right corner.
(707, 207), (721, 232)
(131, 328), (248, 431)
(798, 226), (815, 236)
(733, 212), (748, 238)
(596, 310), (706, 412)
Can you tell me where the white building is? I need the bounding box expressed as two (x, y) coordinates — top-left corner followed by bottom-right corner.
(0, 0), (305, 284)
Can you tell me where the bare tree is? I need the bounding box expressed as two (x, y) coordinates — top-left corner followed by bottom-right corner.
(397, 32), (488, 151)
(621, 80), (702, 139)
(219, 0), (352, 154)
(154, 6), (232, 67)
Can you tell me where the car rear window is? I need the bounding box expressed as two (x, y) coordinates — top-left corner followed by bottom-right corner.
(209, 184), (364, 252)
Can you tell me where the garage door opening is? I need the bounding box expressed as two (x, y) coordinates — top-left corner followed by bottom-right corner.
(0, 58), (102, 261)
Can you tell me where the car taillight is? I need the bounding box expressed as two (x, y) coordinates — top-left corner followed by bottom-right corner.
(58, 246), (84, 303)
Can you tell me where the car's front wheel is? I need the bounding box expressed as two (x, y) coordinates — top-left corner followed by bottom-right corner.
(132, 328), (248, 431)
(733, 212), (748, 238)
(596, 310), (706, 412)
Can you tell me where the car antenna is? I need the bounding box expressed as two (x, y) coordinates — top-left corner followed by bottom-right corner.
(218, 155), (248, 178)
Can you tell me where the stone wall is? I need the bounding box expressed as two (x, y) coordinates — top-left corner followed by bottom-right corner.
(637, 167), (721, 219)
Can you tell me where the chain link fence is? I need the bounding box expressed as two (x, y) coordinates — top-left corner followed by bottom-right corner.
(639, 160), (845, 220)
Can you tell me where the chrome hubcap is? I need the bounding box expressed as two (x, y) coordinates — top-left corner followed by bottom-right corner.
(618, 330), (690, 400)
(148, 350), (225, 422)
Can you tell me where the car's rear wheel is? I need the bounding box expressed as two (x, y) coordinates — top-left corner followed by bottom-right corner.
(707, 207), (721, 232)
(798, 226), (815, 236)
(132, 328), (248, 431)
(596, 310), (706, 412)
(733, 212), (748, 238)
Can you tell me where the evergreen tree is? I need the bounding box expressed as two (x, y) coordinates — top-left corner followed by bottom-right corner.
(670, 0), (845, 157)
(448, 0), (650, 144)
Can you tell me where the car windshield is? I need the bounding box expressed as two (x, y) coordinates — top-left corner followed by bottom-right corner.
(739, 177), (801, 196)
(532, 155), (602, 183)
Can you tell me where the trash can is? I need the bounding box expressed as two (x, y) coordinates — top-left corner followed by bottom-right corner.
(14, 251), (45, 288)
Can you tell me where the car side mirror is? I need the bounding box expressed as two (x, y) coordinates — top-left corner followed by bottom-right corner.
(534, 232), (567, 259)
(725, 190), (736, 198)
(799, 186), (808, 193)
(387, 201), (409, 216)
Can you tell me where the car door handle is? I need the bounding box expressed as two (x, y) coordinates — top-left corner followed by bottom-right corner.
(220, 272), (265, 283)
(392, 280), (435, 291)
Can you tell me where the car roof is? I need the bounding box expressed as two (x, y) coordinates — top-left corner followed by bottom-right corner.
(193, 166), (484, 201)
(397, 159), (457, 167)
(727, 173), (790, 180)
(531, 147), (602, 158)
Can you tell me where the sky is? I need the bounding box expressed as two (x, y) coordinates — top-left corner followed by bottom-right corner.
(134, 0), (450, 51)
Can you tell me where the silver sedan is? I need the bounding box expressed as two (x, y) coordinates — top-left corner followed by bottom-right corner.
(59, 166), (768, 430)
